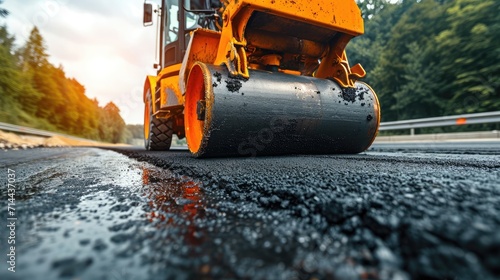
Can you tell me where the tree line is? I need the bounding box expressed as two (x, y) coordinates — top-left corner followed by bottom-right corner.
(0, 5), (127, 143)
(349, 0), (499, 128)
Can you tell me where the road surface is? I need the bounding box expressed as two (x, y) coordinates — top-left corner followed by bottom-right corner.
(0, 142), (499, 279)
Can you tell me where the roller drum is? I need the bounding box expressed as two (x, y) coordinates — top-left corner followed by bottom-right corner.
(184, 63), (380, 157)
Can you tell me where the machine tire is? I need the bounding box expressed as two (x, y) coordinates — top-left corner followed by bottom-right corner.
(144, 90), (173, 151)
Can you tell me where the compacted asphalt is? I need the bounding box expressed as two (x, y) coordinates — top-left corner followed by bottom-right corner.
(0, 142), (499, 279)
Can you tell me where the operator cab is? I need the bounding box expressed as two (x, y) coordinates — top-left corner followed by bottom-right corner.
(144, 0), (222, 69)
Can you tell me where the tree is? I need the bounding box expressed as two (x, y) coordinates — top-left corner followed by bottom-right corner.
(0, 25), (14, 49)
(356, 0), (389, 20)
(391, 42), (441, 119)
(0, 21), (129, 141)
(18, 28), (65, 122)
(435, 0), (500, 114)
(0, 26), (41, 122)
(351, 0), (498, 128)
(51, 65), (80, 132)
(368, 0), (449, 121)
(0, 0), (8, 18)
(99, 102), (126, 143)
(0, 27), (21, 122)
(19, 27), (48, 69)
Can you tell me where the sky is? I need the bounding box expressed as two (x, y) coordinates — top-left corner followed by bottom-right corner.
(1, 0), (162, 124)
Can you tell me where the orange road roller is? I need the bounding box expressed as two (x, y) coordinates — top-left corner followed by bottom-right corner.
(142, 0), (380, 157)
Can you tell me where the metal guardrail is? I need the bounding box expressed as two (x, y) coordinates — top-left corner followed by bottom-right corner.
(2, 111), (500, 141)
(0, 122), (100, 144)
(379, 111), (500, 132)
(0, 122), (56, 137)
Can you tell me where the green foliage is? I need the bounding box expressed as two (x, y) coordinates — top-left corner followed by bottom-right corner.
(0, 25), (128, 143)
(436, 0), (500, 115)
(18, 27), (48, 69)
(349, 0), (500, 124)
(0, 26), (28, 123)
(0, 0), (8, 18)
(121, 124), (144, 145)
(126, 124), (144, 139)
(99, 102), (126, 143)
(356, 0), (390, 20)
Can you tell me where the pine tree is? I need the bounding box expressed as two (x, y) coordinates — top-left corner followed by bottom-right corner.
(19, 27), (65, 122)
(0, 26), (41, 123)
(435, 0), (500, 114)
(0, 27), (20, 122)
(0, 0), (8, 18)
(19, 27), (49, 70)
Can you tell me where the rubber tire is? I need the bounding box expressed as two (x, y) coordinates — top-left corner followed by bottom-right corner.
(144, 90), (173, 151)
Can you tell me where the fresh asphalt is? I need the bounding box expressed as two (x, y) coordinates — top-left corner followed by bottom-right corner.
(0, 142), (499, 279)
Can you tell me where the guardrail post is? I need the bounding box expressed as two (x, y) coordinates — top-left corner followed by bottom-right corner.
(410, 128), (415, 136)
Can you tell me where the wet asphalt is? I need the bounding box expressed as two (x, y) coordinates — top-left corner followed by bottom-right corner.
(0, 142), (499, 280)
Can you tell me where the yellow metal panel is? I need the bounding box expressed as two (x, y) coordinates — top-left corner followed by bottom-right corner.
(224, 0), (364, 36)
(158, 64), (182, 79)
(180, 29), (221, 94)
(160, 76), (183, 106)
(143, 75), (157, 102)
(213, 0), (365, 80)
(145, 64), (182, 113)
(158, 64), (183, 107)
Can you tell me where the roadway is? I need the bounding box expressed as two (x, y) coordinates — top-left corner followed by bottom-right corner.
(0, 142), (499, 279)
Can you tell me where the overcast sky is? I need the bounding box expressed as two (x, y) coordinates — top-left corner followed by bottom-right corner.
(1, 0), (163, 124)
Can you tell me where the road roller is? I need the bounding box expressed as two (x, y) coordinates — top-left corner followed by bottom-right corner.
(142, 0), (380, 157)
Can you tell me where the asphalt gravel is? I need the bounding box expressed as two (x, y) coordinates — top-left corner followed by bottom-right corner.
(0, 144), (499, 280)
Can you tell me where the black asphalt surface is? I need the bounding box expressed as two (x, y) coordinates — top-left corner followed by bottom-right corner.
(1, 142), (499, 280)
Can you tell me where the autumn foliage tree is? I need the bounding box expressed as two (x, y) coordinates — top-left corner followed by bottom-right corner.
(0, 23), (127, 142)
